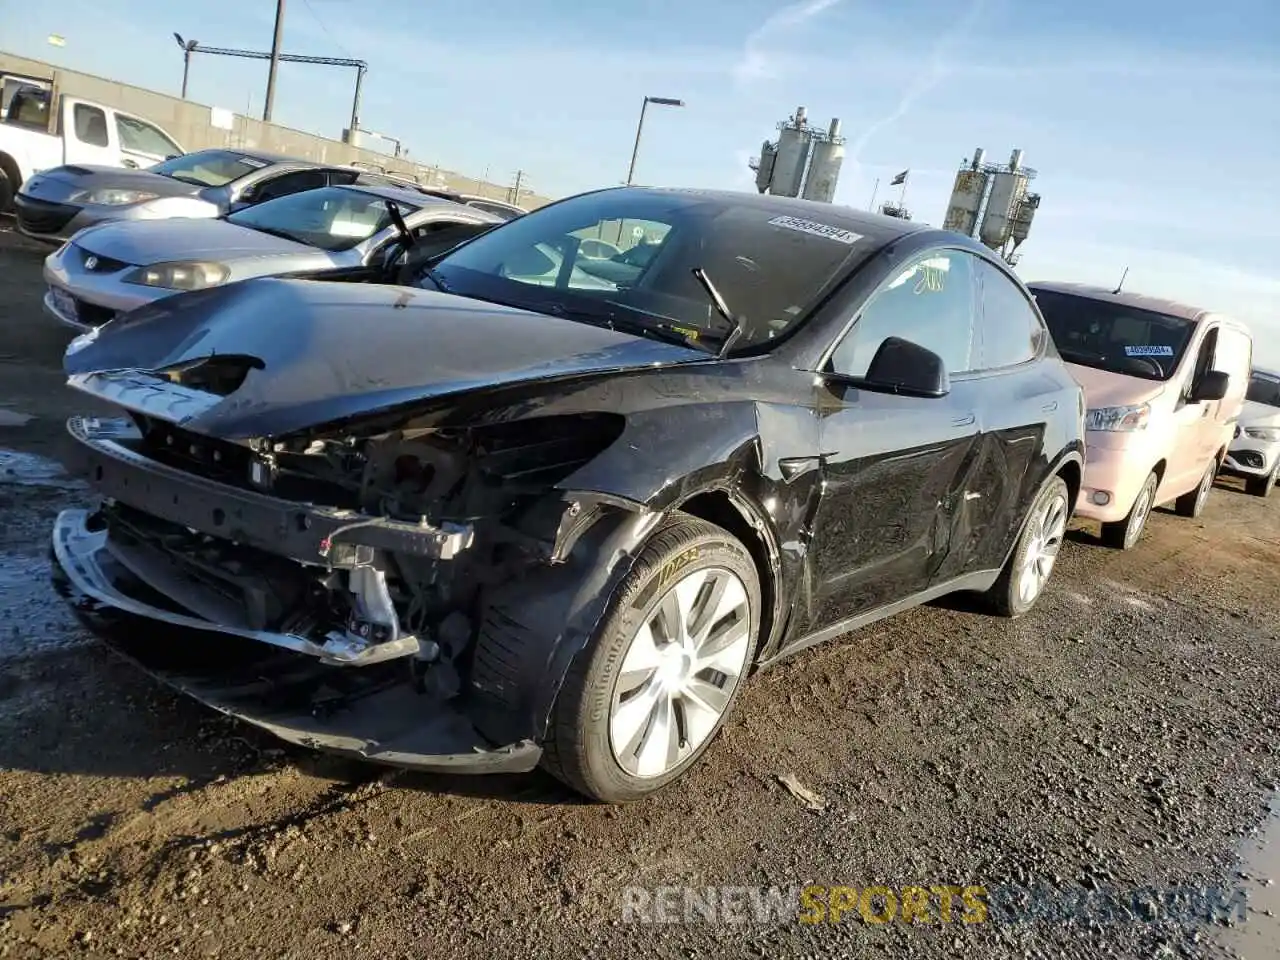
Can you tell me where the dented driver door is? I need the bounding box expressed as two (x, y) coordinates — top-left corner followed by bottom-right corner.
(799, 246), (985, 634)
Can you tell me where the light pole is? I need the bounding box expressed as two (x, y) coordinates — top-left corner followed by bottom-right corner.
(263, 0), (287, 122)
(173, 33), (199, 99)
(625, 95), (683, 186)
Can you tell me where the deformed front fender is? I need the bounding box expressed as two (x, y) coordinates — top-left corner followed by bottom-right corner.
(466, 495), (663, 748)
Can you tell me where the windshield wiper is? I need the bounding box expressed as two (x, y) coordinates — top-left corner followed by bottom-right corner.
(690, 268), (745, 358)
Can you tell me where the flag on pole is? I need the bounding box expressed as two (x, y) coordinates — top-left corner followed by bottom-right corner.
(890, 169), (909, 186)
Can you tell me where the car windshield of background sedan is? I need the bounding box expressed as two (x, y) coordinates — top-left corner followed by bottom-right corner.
(1033, 288), (1195, 382)
(429, 190), (876, 354)
(1246, 371), (1280, 407)
(224, 186), (416, 252)
(147, 150), (270, 188)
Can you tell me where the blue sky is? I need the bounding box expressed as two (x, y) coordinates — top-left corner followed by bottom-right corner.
(4, 0), (1278, 357)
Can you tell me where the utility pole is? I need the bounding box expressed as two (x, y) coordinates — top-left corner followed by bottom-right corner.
(510, 170), (524, 205)
(263, 0), (286, 122)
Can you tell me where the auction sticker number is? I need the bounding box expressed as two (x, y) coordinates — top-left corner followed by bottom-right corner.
(1124, 345), (1174, 357)
(768, 216), (863, 245)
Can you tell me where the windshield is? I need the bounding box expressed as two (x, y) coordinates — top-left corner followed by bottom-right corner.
(224, 186), (415, 252)
(1247, 371), (1280, 407)
(1032, 288), (1196, 381)
(147, 150), (269, 187)
(429, 189), (876, 353)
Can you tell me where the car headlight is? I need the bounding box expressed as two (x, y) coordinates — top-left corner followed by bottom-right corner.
(1244, 426), (1280, 442)
(123, 261), (230, 291)
(1085, 402), (1150, 432)
(68, 188), (161, 206)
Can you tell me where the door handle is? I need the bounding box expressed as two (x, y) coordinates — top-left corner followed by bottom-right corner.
(951, 414), (976, 427)
(121, 158), (138, 169)
(1041, 401), (1058, 413)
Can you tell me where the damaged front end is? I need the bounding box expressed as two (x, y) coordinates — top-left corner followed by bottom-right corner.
(52, 363), (643, 773)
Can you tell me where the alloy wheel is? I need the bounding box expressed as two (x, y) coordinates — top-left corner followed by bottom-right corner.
(1195, 466), (1213, 512)
(609, 567), (752, 779)
(1127, 484), (1154, 548)
(1018, 490), (1069, 605)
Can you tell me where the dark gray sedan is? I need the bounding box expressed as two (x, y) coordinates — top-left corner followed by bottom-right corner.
(14, 148), (382, 243)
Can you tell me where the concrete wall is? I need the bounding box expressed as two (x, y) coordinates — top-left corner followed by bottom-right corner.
(0, 50), (550, 209)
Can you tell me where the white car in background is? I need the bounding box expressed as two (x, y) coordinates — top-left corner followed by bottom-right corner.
(1223, 368), (1280, 497)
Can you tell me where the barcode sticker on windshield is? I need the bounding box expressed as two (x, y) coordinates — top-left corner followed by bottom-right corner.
(768, 216), (862, 245)
(1125, 345), (1174, 357)
(239, 157), (269, 168)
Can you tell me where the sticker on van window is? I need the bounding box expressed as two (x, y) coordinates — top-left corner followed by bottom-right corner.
(1125, 345), (1175, 357)
(767, 216), (862, 245)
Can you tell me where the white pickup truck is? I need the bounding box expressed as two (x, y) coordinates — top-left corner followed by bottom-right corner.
(0, 75), (185, 212)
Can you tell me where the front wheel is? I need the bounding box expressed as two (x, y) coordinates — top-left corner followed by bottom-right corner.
(1245, 460), (1278, 498)
(541, 513), (761, 802)
(1101, 471), (1158, 550)
(984, 475), (1069, 618)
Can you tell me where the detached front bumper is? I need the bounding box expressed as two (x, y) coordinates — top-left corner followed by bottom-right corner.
(51, 508), (542, 774)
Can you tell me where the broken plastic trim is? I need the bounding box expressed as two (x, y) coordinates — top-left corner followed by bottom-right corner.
(53, 509), (423, 666)
(67, 417), (475, 566)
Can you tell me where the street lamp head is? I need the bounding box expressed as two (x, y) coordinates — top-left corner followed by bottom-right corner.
(646, 96), (685, 107)
(174, 33), (185, 48)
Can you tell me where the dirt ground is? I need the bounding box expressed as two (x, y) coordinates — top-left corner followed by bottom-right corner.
(0, 222), (1277, 960)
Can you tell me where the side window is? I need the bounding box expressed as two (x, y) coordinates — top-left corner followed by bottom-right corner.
(72, 104), (109, 147)
(252, 169), (329, 203)
(974, 259), (1042, 370)
(1185, 328), (1219, 401)
(327, 169), (361, 186)
(406, 221), (492, 260)
(115, 115), (181, 158)
(829, 249), (977, 378)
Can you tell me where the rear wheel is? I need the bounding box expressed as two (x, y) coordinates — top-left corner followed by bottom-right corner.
(984, 475), (1069, 618)
(1101, 471), (1157, 550)
(1174, 462), (1215, 517)
(541, 514), (760, 802)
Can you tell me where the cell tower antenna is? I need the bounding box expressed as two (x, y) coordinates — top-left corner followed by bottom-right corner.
(1113, 267), (1129, 295)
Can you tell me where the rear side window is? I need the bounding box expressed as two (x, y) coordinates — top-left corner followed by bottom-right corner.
(252, 169), (329, 203)
(974, 259), (1043, 370)
(830, 248), (978, 377)
(72, 104), (109, 147)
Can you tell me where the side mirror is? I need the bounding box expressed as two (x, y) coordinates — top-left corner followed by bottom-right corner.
(826, 336), (950, 398)
(1191, 369), (1229, 402)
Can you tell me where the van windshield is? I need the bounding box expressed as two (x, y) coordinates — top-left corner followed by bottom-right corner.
(1032, 288), (1195, 381)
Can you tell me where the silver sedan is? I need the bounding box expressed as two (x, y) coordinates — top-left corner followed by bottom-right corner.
(16, 148), (386, 244)
(42, 183), (500, 330)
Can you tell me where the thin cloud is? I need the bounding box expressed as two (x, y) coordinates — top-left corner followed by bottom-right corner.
(846, 0), (987, 165)
(733, 0), (845, 85)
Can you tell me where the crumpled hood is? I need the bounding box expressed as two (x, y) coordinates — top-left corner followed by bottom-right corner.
(75, 217), (315, 265)
(22, 165), (203, 203)
(1066, 362), (1167, 410)
(64, 278), (709, 439)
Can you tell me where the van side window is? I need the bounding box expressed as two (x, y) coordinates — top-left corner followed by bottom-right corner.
(73, 104), (109, 147)
(1185, 328), (1219, 401)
